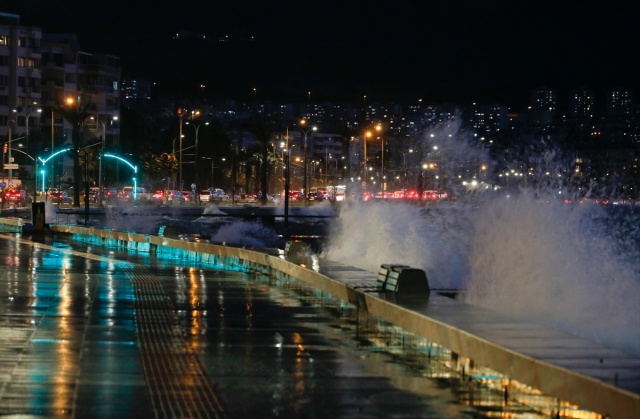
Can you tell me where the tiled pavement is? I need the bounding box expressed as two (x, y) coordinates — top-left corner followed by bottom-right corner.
(1, 229), (639, 418)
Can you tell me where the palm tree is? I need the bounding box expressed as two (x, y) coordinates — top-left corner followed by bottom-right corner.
(79, 149), (98, 182)
(142, 152), (178, 188)
(58, 99), (92, 207)
(245, 116), (275, 205)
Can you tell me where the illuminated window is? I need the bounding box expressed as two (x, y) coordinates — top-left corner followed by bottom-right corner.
(0, 35), (8, 45)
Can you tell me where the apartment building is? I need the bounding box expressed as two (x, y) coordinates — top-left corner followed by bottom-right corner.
(0, 12), (121, 189)
(40, 33), (121, 152)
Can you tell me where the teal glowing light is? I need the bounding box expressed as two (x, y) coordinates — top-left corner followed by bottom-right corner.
(103, 153), (139, 199)
(40, 169), (45, 194)
(38, 148), (72, 165)
(38, 148), (72, 193)
(103, 153), (137, 174)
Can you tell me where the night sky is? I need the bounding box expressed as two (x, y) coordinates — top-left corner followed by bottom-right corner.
(4, 1), (639, 109)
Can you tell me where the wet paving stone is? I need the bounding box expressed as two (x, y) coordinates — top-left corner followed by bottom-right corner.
(0, 233), (557, 418)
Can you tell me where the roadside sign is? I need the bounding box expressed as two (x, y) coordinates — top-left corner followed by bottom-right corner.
(4, 164), (18, 170)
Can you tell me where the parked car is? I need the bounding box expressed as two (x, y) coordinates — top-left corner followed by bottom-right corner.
(211, 188), (229, 201)
(405, 190), (420, 200)
(374, 191), (395, 199)
(307, 191), (326, 201)
(199, 189), (211, 202)
(82, 187), (100, 203)
(165, 190), (185, 202)
(104, 187), (119, 201)
(3, 188), (29, 206)
(288, 191), (304, 201)
(422, 190), (449, 201)
(117, 186), (151, 200)
(152, 190), (165, 201)
(235, 193), (257, 202)
(46, 188), (72, 204)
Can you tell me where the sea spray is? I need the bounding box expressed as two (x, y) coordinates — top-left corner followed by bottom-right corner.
(464, 192), (640, 355)
(325, 200), (470, 289)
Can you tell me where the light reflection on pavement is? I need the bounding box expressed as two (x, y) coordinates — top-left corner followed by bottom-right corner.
(0, 233), (547, 418)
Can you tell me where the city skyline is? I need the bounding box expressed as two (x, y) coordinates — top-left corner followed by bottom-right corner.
(5, 1), (639, 109)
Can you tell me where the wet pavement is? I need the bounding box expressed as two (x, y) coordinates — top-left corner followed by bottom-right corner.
(0, 231), (556, 418)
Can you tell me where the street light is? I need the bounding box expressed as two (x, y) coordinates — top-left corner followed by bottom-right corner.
(178, 109), (185, 192)
(375, 124), (383, 189)
(91, 115), (118, 206)
(299, 119), (317, 202)
(185, 121), (209, 202)
(25, 108), (42, 198)
(400, 149), (414, 191)
(283, 144), (297, 233)
(6, 117), (15, 183)
(363, 130), (372, 188)
(25, 107), (42, 151)
(201, 156), (219, 187)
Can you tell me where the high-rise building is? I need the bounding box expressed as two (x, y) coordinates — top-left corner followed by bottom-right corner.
(470, 103), (508, 134)
(40, 33), (121, 151)
(122, 78), (152, 102)
(568, 88), (595, 120)
(0, 12), (42, 185)
(529, 88), (557, 128)
(606, 88), (632, 117)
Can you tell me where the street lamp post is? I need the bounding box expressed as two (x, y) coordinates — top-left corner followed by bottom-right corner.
(363, 130), (372, 189)
(400, 149), (414, 191)
(284, 146), (292, 233)
(50, 108), (55, 190)
(375, 124), (383, 189)
(25, 108), (42, 198)
(93, 115), (118, 207)
(171, 137), (179, 189)
(178, 111), (184, 192)
(284, 149), (291, 229)
(185, 121), (208, 203)
(200, 157), (216, 187)
(299, 120), (317, 204)
(7, 119), (15, 183)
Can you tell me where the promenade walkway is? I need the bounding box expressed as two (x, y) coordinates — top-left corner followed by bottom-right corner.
(0, 230), (528, 418)
(0, 221), (638, 418)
